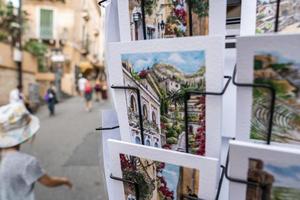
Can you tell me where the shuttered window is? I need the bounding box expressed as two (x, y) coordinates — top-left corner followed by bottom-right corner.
(40, 9), (53, 39)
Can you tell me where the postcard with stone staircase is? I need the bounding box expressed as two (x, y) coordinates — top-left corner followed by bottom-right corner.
(107, 36), (224, 158)
(228, 140), (300, 200)
(235, 34), (300, 148)
(241, 0), (300, 35)
(108, 139), (218, 200)
(118, 0), (226, 41)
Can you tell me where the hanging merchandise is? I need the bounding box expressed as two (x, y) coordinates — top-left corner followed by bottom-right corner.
(117, 0), (226, 41)
(107, 36), (224, 158)
(235, 34), (300, 148)
(228, 140), (300, 200)
(107, 139), (218, 200)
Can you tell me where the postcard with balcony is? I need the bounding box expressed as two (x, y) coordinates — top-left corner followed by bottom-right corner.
(108, 139), (218, 200)
(235, 34), (300, 148)
(228, 140), (300, 200)
(241, 0), (300, 35)
(107, 36), (224, 158)
(118, 0), (226, 41)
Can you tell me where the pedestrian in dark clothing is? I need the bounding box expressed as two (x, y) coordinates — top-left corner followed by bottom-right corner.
(45, 84), (57, 116)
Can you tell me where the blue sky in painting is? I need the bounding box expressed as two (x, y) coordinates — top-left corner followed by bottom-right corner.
(121, 50), (205, 75)
(264, 163), (300, 189)
(161, 163), (180, 200)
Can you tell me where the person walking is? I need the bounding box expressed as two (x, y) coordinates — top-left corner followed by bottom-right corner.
(84, 77), (93, 112)
(78, 74), (87, 97)
(94, 78), (101, 102)
(9, 85), (24, 104)
(45, 83), (57, 116)
(9, 85), (33, 113)
(0, 103), (73, 200)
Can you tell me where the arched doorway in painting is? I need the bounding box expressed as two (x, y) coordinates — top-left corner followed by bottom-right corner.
(143, 104), (148, 120)
(152, 111), (156, 124)
(135, 136), (141, 144)
(130, 95), (137, 112)
(145, 139), (151, 146)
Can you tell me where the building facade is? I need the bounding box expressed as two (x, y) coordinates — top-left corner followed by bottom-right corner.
(0, 42), (38, 105)
(22, 0), (105, 95)
(122, 64), (164, 148)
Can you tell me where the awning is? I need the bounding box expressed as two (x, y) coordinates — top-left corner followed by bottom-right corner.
(79, 61), (93, 72)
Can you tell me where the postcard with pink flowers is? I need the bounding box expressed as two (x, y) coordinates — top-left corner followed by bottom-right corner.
(108, 139), (218, 200)
(118, 0), (226, 41)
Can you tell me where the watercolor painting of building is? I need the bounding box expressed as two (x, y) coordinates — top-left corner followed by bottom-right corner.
(121, 50), (207, 155)
(120, 154), (200, 200)
(128, 0), (210, 40)
(246, 158), (300, 199)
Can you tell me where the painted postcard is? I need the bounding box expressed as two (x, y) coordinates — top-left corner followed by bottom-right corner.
(235, 34), (300, 148)
(246, 158), (300, 200)
(241, 0), (300, 35)
(228, 140), (300, 200)
(121, 50), (207, 155)
(120, 154), (200, 200)
(108, 139), (218, 200)
(107, 37), (224, 158)
(118, 0), (225, 41)
(251, 52), (300, 145)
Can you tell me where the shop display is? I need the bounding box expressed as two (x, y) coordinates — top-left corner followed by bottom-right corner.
(228, 140), (300, 200)
(241, 0), (300, 35)
(235, 34), (300, 148)
(108, 139), (218, 200)
(107, 36), (224, 158)
(118, 0), (226, 41)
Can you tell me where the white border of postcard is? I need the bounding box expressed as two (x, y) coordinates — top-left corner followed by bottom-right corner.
(228, 140), (300, 200)
(108, 139), (219, 200)
(235, 34), (300, 148)
(240, 1), (257, 36)
(107, 36), (224, 158)
(118, 0), (226, 41)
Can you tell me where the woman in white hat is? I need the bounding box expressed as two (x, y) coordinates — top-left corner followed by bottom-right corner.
(0, 103), (72, 200)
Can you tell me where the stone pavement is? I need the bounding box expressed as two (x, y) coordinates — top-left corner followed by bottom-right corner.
(22, 97), (112, 200)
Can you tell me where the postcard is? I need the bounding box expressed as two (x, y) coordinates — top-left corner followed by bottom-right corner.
(228, 140), (300, 200)
(241, 0), (300, 35)
(235, 34), (300, 148)
(107, 36), (224, 158)
(118, 0), (226, 41)
(108, 139), (218, 200)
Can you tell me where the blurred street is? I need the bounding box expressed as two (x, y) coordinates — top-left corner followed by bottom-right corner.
(22, 97), (111, 200)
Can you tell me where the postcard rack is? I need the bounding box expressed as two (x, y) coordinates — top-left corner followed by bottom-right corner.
(96, 1), (283, 199)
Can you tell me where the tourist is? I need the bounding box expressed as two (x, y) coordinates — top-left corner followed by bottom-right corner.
(9, 85), (24, 104)
(0, 103), (73, 200)
(9, 85), (32, 113)
(78, 74), (87, 97)
(94, 78), (101, 102)
(45, 83), (57, 116)
(84, 77), (93, 112)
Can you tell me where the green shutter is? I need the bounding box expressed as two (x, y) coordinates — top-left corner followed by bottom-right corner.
(40, 9), (53, 39)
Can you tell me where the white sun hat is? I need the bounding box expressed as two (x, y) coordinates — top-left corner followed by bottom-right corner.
(0, 103), (40, 148)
